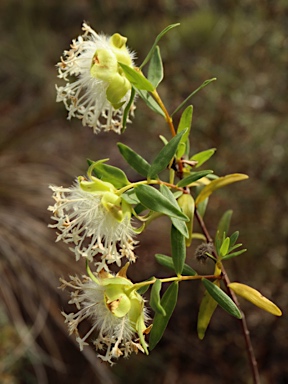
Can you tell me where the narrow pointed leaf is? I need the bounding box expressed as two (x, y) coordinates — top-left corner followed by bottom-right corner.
(149, 282), (179, 350)
(122, 87), (136, 132)
(160, 185), (188, 238)
(196, 174), (249, 205)
(150, 279), (166, 316)
(197, 281), (220, 340)
(148, 130), (187, 178)
(119, 63), (155, 91)
(117, 143), (151, 177)
(155, 254), (197, 276)
(228, 243), (243, 253)
(137, 89), (165, 116)
(229, 231), (240, 248)
(219, 237), (230, 258)
(171, 224), (186, 275)
(140, 23), (180, 68)
(196, 197), (209, 218)
(135, 184), (188, 221)
(177, 170), (213, 188)
(172, 78), (217, 117)
(191, 148), (217, 168)
(147, 46), (163, 88)
(202, 279), (242, 319)
(177, 193), (195, 246)
(228, 283), (282, 316)
(176, 105), (193, 158)
(221, 249), (247, 260)
(217, 210), (233, 241)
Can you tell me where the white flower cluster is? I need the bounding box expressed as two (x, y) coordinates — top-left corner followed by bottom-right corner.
(48, 179), (137, 270)
(56, 23), (136, 133)
(59, 270), (149, 365)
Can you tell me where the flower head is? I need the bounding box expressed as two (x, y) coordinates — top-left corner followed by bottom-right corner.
(60, 266), (150, 365)
(48, 175), (137, 269)
(56, 22), (136, 133)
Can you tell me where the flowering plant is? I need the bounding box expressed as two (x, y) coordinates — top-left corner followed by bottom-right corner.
(50, 22), (281, 379)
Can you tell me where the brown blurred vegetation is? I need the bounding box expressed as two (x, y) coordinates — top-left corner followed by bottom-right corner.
(0, 0), (287, 383)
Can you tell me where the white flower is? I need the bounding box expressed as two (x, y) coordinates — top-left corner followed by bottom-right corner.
(48, 177), (137, 268)
(60, 268), (150, 365)
(56, 22), (136, 133)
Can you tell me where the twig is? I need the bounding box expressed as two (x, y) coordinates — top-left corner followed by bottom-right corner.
(195, 209), (261, 384)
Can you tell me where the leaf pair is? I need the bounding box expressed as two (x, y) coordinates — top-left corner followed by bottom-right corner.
(118, 128), (187, 179)
(197, 279), (242, 340)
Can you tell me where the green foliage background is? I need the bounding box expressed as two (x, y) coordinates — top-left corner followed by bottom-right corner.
(0, 1), (287, 383)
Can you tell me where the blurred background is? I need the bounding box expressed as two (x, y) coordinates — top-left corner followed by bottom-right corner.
(0, 0), (287, 383)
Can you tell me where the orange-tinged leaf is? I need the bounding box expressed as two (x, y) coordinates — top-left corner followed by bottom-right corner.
(228, 282), (282, 316)
(195, 174), (248, 206)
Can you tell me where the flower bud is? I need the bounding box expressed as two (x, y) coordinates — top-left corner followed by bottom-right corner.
(110, 33), (133, 66)
(78, 176), (115, 193)
(90, 49), (118, 82)
(106, 73), (131, 109)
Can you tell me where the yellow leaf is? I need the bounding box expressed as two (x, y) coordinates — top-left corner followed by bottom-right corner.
(195, 174), (248, 206)
(228, 282), (282, 316)
(197, 280), (220, 340)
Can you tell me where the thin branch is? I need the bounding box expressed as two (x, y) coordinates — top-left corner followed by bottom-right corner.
(195, 209), (261, 384)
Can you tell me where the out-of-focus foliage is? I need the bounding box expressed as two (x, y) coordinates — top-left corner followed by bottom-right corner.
(0, 0), (287, 383)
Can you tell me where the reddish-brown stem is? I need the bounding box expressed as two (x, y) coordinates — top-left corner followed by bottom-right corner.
(195, 209), (261, 384)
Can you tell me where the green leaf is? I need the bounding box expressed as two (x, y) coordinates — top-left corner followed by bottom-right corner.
(149, 282), (179, 350)
(196, 197), (209, 218)
(136, 89), (165, 116)
(117, 143), (151, 177)
(177, 170), (213, 188)
(148, 130), (187, 178)
(135, 184), (188, 221)
(217, 210), (233, 241)
(197, 281), (219, 340)
(229, 231), (240, 248)
(147, 46), (163, 88)
(201, 279), (242, 319)
(140, 23), (180, 69)
(119, 63), (155, 91)
(177, 193), (195, 246)
(121, 190), (140, 205)
(215, 231), (222, 256)
(133, 202), (147, 215)
(160, 185), (188, 238)
(172, 78), (217, 117)
(221, 249), (247, 260)
(155, 254), (197, 276)
(228, 243), (242, 253)
(88, 160), (129, 189)
(191, 148), (217, 168)
(219, 237), (230, 258)
(176, 105), (193, 158)
(195, 174), (249, 206)
(150, 279), (166, 316)
(171, 225), (186, 275)
(121, 87), (136, 132)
